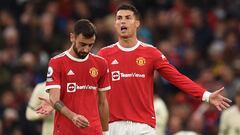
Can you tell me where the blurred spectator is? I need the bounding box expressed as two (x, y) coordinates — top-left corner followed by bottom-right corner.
(219, 87), (240, 135)
(154, 95), (169, 135)
(26, 82), (54, 135)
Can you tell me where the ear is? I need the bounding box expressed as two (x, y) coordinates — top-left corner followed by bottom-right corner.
(70, 33), (75, 42)
(136, 20), (140, 28)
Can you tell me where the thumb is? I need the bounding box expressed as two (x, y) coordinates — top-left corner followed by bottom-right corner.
(216, 87), (224, 94)
(38, 97), (47, 101)
(38, 97), (50, 104)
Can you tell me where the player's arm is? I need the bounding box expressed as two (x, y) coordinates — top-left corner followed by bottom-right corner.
(154, 49), (231, 111)
(48, 88), (89, 128)
(98, 91), (109, 134)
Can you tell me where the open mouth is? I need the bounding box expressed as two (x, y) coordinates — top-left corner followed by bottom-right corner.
(121, 26), (127, 32)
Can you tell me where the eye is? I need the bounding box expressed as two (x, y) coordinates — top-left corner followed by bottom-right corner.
(117, 16), (122, 20)
(88, 44), (93, 48)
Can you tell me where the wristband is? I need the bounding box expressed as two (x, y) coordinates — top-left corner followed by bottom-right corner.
(103, 131), (109, 135)
(202, 91), (212, 103)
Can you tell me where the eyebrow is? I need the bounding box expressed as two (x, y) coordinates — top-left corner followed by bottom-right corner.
(79, 42), (93, 46)
(117, 15), (132, 18)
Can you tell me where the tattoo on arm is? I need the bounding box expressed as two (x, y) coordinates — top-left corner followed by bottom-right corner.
(53, 101), (65, 112)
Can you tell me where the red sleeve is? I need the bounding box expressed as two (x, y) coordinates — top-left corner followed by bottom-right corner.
(97, 49), (104, 57)
(98, 59), (111, 91)
(153, 48), (205, 100)
(46, 58), (61, 91)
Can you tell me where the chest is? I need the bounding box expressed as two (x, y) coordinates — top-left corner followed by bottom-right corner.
(60, 60), (101, 83)
(106, 52), (153, 73)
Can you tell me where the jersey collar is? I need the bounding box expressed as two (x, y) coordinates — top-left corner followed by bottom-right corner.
(116, 40), (141, 52)
(65, 51), (89, 62)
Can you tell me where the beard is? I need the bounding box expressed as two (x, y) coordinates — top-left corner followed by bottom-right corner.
(73, 44), (88, 59)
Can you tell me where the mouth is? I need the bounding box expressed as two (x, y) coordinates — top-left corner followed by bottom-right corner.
(120, 26), (127, 32)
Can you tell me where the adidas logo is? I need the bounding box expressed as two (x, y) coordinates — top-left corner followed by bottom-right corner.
(67, 70), (75, 75)
(111, 59), (119, 65)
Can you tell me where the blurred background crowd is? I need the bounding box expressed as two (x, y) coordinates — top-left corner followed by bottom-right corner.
(0, 0), (240, 135)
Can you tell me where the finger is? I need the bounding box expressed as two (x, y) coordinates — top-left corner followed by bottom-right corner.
(36, 109), (44, 114)
(219, 103), (227, 110)
(38, 97), (47, 101)
(75, 120), (88, 128)
(79, 116), (89, 124)
(79, 119), (89, 127)
(35, 105), (42, 111)
(222, 97), (232, 103)
(221, 101), (230, 108)
(216, 105), (222, 111)
(73, 118), (88, 127)
(216, 87), (224, 94)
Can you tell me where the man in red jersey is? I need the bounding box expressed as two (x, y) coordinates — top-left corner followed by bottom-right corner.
(36, 19), (110, 135)
(97, 4), (232, 135)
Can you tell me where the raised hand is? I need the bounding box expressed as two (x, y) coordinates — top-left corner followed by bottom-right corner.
(35, 97), (54, 115)
(71, 114), (90, 128)
(209, 87), (232, 111)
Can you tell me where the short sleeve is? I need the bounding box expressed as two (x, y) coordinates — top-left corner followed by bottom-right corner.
(98, 59), (111, 91)
(46, 59), (61, 91)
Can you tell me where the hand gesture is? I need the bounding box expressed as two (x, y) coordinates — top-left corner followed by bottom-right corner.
(35, 97), (54, 115)
(72, 114), (90, 128)
(209, 87), (232, 111)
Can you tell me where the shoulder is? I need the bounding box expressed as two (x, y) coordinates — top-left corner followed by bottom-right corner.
(98, 43), (118, 56)
(139, 42), (165, 56)
(139, 42), (160, 52)
(49, 52), (66, 64)
(90, 53), (108, 64)
(90, 53), (106, 61)
(140, 42), (155, 48)
(52, 52), (66, 59)
(222, 105), (237, 116)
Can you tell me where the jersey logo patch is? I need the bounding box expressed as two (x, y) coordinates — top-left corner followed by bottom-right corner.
(67, 70), (75, 75)
(136, 57), (146, 66)
(67, 83), (76, 92)
(47, 67), (53, 77)
(112, 71), (120, 81)
(161, 54), (166, 60)
(89, 67), (98, 77)
(111, 59), (119, 65)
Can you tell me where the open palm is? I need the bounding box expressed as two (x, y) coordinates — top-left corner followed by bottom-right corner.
(209, 87), (232, 111)
(35, 97), (54, 115)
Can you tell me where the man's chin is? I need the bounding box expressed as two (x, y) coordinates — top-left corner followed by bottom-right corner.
(78, 54), (88, 59)
(120, 34), (130, 39)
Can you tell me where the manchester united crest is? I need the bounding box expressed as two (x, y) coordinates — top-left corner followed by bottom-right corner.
(136, 57), (146, 66)
(89, 67), (98, 77)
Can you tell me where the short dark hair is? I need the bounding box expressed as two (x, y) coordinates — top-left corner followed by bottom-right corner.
(73, 19), (96, 38)
(117, 3), (140, 20)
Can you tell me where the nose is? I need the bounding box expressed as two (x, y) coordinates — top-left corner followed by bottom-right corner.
(82, 46), (90, 53)
(120, 19), (126, 24)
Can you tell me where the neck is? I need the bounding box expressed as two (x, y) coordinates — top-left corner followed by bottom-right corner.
(69, 47), (76, 57)
(118, 36), (138, 48)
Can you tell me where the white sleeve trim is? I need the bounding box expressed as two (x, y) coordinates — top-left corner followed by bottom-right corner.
(103, 131), (109, 135)
(98, 86), (111, 91)
(45, 85), (61, 92)
(202, 91), (212, 103)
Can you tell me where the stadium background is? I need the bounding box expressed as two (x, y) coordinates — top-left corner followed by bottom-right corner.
(0, 0), (239, 134)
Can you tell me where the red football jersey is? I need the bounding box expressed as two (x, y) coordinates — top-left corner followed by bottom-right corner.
(46, 51), (110, 135)
(98, 41), (205, 127)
